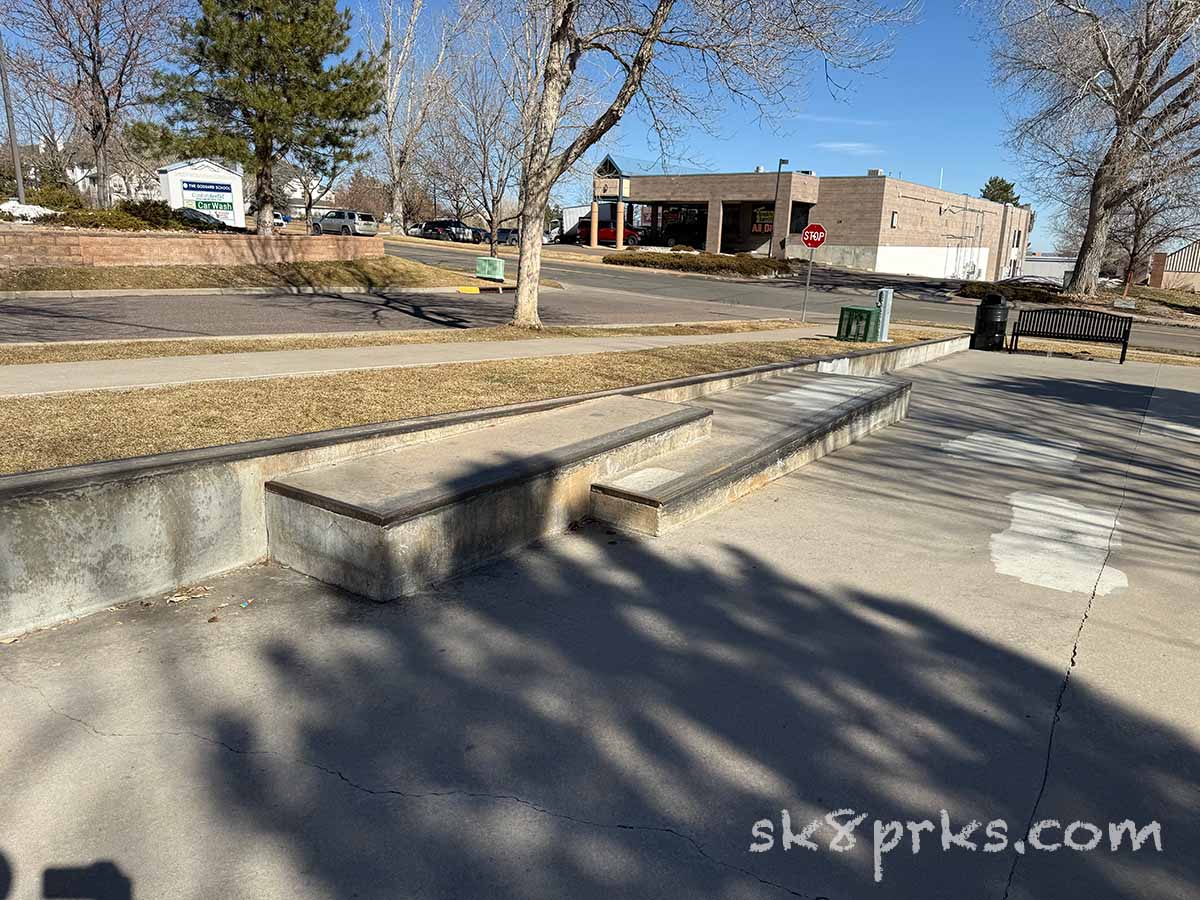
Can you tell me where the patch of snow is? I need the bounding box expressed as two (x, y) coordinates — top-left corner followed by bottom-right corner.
(1, 199), (56, 220)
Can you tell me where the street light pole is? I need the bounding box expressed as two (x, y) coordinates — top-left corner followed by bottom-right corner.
(770, 158), (788, 259)
(0, 33), (26, 205)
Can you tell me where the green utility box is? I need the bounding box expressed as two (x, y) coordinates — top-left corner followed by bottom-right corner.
(836, 305), (881, 342)
(475, 256), (505, 282)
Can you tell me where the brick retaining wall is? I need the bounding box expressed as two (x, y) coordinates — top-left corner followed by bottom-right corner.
(0, 229), (386, 268)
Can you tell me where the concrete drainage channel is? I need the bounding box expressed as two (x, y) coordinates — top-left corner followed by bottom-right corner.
(0, 333), (968, 637)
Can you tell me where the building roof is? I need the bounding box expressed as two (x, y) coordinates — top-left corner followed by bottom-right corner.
(157, 158), (243, 178)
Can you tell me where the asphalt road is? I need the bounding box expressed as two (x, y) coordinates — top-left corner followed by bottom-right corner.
(2, 351), (1196, 899)
(392, 241), (1200, 355)
(1, 239), (1197, 355)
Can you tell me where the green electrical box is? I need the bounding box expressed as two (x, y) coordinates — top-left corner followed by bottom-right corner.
(475, 256), (505, 282)
(836, 305), (881, 342)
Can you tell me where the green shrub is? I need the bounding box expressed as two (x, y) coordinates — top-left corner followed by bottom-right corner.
(959, 280), (1061, 306)
(27, 184), (86, 210)
(117, 199), (183, 229)
(36, 208), (155, 231)
(670, 244), (695, 252)
(603, 251), (790, 277)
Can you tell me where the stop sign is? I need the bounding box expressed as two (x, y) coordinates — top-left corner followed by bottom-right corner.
(801, 223), (827, 249)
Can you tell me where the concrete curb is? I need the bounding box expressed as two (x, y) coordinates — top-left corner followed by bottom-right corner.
(0, 284), (508, 301)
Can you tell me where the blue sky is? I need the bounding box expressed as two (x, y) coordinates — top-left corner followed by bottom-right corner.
(604, 4), (1058, 251)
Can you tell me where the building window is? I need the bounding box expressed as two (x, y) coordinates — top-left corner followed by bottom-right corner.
(1012, 229), (1022, 248)
(890, 211), (899, 229)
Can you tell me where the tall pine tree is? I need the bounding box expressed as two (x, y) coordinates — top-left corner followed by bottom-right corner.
(155, 0), (380, 234)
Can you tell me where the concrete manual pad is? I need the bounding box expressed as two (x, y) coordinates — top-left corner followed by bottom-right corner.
(264, 395), (711, 598)
(267, 395), (707, 524)
(591, 370), (909, 534)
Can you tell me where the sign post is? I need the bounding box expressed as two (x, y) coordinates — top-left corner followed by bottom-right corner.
(799, 223), (827, 323)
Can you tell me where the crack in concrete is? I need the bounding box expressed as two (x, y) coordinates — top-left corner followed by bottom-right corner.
(1002, 366), (1160, 900)
(1, 666), (818, 899)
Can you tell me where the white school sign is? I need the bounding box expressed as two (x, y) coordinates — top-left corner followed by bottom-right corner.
(157, 158), (246, 229)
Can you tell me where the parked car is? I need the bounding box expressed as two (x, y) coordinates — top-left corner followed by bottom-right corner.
(470, 227), (488, 244)
(406, 222), (425, 236)
(420, 219), (474, 242)
(272, 212), (285, 228)
(572, 218), (641, 245)
(312, 209), (379, 236)
(496, 227), (521, 245)
(174, 207), (231, 231)
(655, 221), (705, 248)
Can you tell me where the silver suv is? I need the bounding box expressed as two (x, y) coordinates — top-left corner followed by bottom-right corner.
(313, 210), (379, 236)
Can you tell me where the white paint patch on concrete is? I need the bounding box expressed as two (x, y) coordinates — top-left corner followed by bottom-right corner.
(612, 467), (681, 492)
(942, 431), (1081, 471)
(991, 492), (1127, 595)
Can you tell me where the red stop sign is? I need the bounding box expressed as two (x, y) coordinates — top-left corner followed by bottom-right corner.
(801, 223), (827, 249)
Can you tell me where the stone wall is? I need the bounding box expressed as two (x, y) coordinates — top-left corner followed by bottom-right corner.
(0, 229), (386, 268)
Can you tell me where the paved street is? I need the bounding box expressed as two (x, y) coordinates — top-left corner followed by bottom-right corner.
(3, 241), (1198, 355)
(1, 350), (1196, 899)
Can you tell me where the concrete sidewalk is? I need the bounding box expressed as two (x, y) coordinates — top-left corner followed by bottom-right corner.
(0, 325), (829, 396)
(0, 352), (1195, 899)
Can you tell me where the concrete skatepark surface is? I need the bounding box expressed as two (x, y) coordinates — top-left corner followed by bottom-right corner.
(0, 351), (1197, 899)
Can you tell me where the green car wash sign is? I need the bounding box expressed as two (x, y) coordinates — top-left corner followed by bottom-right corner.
(181, 180), (236, 224)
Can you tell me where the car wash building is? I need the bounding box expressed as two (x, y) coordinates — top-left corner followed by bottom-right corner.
(582, 156), (1030, 281)
(158, 158), (246, 229)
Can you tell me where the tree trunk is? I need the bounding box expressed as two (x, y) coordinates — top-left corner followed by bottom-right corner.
(512, 183), (549, 327)
(1067, 142), (1123, 296)
(255, 150), (274, 235)
(93, 138), (110, 209)
(390, 177), (405, 232)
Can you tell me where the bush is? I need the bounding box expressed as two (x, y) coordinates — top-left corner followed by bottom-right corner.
(959, 280), (1061, 306)
(27, 184), (87, 210)
(0, 209), (13, 222)
(669, 244), (695, 252)
(36, 208), (155, 231)
(117, 199), (183, 229)
(603, 251), (790, 277)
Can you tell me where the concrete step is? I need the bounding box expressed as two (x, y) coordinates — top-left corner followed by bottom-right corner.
(265, 395), (711, 599)
(590, 371), (910, 536)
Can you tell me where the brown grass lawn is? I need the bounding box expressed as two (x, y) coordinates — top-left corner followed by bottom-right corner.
(0, 255), (490, 293)
(0, 328), (942, 474)
(0, 320), (800, 366)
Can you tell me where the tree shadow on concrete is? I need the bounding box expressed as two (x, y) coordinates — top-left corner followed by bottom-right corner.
(174, 520), (1198, 900)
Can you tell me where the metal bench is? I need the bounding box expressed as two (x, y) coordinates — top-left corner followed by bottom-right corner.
(1009, 306), (1134, 363)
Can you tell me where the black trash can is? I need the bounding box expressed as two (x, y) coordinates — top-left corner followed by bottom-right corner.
(971, 292), (1008, 351)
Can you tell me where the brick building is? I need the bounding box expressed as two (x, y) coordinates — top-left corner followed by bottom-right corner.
(583, 157), (1031, 281)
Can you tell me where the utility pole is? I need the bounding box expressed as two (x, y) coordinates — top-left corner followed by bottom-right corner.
(770, 158), (788, 259)
(0, 33), (26, 205)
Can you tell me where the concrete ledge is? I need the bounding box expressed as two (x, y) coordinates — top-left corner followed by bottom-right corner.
(266, 398), (712, 599)
(0, 332), (966, 638)
(591, 378), (910, 535)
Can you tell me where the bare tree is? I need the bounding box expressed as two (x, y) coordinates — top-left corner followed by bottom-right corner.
(427, 58), (524, 256)
(1111, 177), (1200, 281)
(364, 0), (476, 231)
(994, 0), (1200, 296)
(498, 0), (914, 327)
(4, 0), (180, 208)
(290, 147), (356, 229)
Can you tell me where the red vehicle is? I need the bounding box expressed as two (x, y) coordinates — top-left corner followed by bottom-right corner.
(574, 218), (641, 245)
